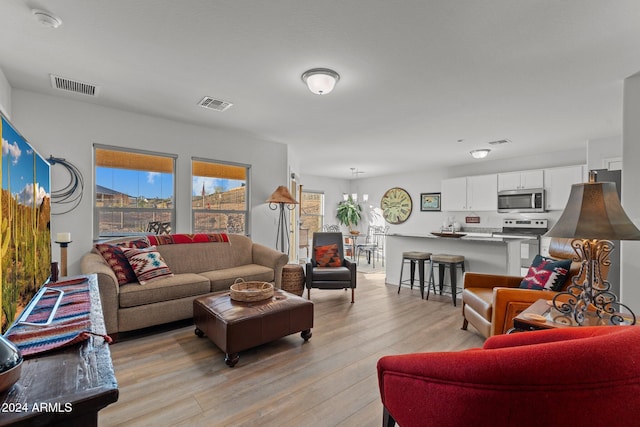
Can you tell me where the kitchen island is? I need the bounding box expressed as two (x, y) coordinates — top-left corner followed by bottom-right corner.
(386, 233), (524, 289)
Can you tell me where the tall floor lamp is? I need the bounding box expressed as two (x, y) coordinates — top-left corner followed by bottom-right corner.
(267, 186), (298, 254)
(545, 172), (640, 325)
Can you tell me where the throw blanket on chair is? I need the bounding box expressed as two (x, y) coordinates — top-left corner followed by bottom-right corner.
(6, 277), (112, 357)
(146, 233), (230, 245)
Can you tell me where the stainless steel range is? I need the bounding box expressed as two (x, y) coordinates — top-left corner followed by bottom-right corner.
(494, 219), (548, 275)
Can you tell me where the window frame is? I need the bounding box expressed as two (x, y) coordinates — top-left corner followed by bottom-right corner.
(93, 144), (177, 239)
(191, 157), (251, 236)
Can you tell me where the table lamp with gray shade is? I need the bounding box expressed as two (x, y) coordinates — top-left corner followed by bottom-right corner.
(267, 186), (298, 254)
(545, 171), (640, 325)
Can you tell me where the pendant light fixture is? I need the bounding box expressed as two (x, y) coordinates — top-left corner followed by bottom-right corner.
(301, 68), (340, 95)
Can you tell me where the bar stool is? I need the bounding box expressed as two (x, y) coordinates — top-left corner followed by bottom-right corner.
(428, 254), (465, 306)
(398, 251), (432, 299)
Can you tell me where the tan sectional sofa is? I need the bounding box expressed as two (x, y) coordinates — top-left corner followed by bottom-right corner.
(80, 234), (288, 335)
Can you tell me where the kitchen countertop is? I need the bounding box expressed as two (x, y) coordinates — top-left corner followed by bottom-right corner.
(387, 232), (529, 243)
(386, 231), (526, 280)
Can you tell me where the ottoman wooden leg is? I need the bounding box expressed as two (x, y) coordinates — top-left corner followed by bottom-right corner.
(225, 353), (240, 367)
(301, 329), (312, 341)
(194, 327), (204, 338)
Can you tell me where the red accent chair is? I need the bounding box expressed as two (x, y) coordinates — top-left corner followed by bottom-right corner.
(377, 326), (640, 427)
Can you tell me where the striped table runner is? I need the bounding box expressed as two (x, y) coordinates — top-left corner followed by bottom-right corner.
(6, 277), (111, 357)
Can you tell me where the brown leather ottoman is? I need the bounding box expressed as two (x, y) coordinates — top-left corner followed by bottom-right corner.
(193, 289), (313, 367)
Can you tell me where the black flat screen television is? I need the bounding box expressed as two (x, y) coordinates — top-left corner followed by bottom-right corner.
(1, 112), (51, 335)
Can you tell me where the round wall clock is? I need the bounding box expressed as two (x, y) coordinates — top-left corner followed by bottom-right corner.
(381, 187), (412, 224)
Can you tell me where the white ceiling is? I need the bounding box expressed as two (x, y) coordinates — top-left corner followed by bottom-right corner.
(2, 1), (640, 179)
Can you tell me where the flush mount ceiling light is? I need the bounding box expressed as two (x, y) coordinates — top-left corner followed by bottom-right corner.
(301, 68), (340, 95)
(32, 9), (63, 28)
(470, 149), (491, 159)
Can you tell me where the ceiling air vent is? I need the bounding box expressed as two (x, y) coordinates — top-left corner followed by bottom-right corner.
(198, 96), (233, 112)
(50, 74), (99, 96)
(488, 139), (511, 146)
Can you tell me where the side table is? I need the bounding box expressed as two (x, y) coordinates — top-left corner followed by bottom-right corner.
(281, 264), (305, 296)
(511, 298), (634, 333)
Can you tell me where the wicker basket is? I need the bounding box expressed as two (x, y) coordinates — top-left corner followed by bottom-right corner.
(230, 278), (274, 302)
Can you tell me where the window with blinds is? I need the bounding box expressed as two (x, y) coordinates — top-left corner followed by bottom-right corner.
(192, 158), (250, 235)
(94, 146), (175, 238)
(300, 190), (324, 235)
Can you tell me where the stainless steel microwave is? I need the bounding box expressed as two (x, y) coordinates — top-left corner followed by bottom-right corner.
(497, 189), (546, 213)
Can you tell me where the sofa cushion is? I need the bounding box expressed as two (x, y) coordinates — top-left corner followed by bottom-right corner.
(199, 264), (275, 292)
(125, 246), (174, 285)
(95, 239), (150, 285)
(156, 234), (253, 274)
(520, 255), (571, 291)
(314, 243), (342, 267)
(119, 273), (211, 308)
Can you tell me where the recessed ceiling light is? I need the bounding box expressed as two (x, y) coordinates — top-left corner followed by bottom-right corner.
(487, 139), (511, 145)
(470, 149), (491, 159)
(32, 9), (63, 28)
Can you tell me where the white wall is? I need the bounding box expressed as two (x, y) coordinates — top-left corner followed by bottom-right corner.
(0, 67), (10, 118)
(622, 73), (640, 311)
(12, 89), (288, 276)
(587, 135), (622, 171)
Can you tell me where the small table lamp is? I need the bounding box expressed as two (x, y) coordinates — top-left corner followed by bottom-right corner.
(545, 171), (640, 325)
(267, 186), (298, 254)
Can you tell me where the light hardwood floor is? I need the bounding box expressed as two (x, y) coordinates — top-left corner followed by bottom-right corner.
(100, 271), (485, 427)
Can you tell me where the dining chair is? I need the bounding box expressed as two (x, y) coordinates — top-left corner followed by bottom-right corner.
(356, 225), (387, 268)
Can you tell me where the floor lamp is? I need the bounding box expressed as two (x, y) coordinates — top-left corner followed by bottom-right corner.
(545, 172), (640, 325)
(267, 186), (298, 254)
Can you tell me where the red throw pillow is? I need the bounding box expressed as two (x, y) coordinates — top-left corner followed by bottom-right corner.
(95, 239), (149, 285)
(315, 244), (342, 267)
(520, 255), (572, 291)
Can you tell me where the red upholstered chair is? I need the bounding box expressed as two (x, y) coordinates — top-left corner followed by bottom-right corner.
(377, 326), (640, 427)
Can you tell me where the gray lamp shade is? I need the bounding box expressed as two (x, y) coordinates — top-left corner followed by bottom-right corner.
(545, 181), (640, 240)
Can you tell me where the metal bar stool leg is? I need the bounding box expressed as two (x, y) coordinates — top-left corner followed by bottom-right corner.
(450, 262), (457, 306)
(426, 259), (437, 300)
(397, 258), (405, 294)
(418, 258), (425, 299)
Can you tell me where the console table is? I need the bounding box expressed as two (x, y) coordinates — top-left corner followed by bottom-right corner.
(0, 274), (118, 427)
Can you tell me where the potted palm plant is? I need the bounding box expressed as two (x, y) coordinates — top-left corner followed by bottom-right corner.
(336, 196), (362, 234)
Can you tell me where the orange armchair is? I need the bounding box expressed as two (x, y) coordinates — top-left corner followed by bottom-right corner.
(461, 238), (590, 337)
(378, 326), (640, 427)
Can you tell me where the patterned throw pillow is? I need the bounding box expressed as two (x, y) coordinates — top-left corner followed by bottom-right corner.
(314, 243), (342, 267)
(519, 255), (572, 291)
(95, 239), (150, 285)
(124, 246), (174, 285)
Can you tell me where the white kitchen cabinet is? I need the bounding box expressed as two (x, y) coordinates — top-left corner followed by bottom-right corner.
(497, 169), (544, 191)
(441, 177), (467, 211)
(467, 174), (498, 211)
(441, 174), (497, 211)
(544, 165), (585, 210)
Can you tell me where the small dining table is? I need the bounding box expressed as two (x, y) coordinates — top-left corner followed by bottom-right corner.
(344, 233), (372, 264)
